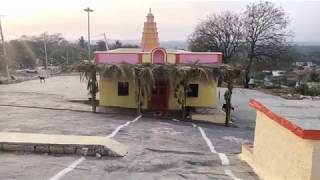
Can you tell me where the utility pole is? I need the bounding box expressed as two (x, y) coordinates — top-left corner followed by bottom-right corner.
(43, 33), (48, 70)
(84, 7), (93, 61)
(0, 15), (10, 81)
(66, 47), (69, 65)
(103, 32), (109, 51)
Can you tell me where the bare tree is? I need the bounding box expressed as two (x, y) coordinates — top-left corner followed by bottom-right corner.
(243, 1), (291, 87)
(188, 11), (243, 63)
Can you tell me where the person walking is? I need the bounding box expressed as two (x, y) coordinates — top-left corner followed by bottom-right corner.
(248, 76), (255, 88)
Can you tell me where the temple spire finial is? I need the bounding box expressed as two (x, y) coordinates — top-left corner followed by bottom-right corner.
(142, 8), (159, 50)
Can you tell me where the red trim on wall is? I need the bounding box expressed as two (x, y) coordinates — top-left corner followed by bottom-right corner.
(243, 143), (254, 153)
(94, 54), (99, 63)
(177, 52), (222, 55)
(96, 52), (140, 54)
(138, 53), (143, 63)
(249, 99), (320, 140)
(176, 54), (180, 64)
(218, 53), (223, 64)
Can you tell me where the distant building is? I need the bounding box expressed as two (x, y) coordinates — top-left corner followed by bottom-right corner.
(94, 9), (222, 110)
(271, 70), (286, 77)
(294, 61), (316, 69)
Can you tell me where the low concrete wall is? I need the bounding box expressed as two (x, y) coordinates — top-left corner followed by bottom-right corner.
(0, 132), (128, 157)
(253, 111), (316, 179)
(0, 143), (114, 156)
(241, 99), (320, 180)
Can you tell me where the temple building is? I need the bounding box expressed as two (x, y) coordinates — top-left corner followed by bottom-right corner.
(94, 9), (222, 110)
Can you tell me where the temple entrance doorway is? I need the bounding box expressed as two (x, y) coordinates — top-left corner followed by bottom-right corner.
(148, 79), (169, 110)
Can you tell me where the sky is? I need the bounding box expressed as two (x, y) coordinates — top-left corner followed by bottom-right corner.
(0, 0), (320, 42)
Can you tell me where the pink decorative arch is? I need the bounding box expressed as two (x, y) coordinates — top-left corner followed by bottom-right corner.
(152, 48), (166, 64)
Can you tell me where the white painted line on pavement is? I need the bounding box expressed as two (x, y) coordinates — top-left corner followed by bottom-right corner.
(48, 115), (142, 180)
(198, 126), (230, 165)
(172, 119), (179, 122)
(195, 125), (242, 180)
(107, 115), (141, 138)
(224, 169), (243, 180)
(48, 157), (85, 180)
(218, 152), (230, 165)
(198, 126), (217, 154)
(222, 136), (248, 144)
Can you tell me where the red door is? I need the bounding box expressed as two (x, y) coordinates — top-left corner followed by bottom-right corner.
(148, 80), (169, 110)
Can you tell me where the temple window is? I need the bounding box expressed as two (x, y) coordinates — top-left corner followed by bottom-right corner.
(187, 84), (199, 97)
(118, 82), (129, 96)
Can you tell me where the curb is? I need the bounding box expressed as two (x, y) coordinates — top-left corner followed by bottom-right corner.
(0, 143), (118, 156)
(0, 132), (128, 157)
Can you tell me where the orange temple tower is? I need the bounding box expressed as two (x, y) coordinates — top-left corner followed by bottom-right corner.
(141, 8), (160, 51)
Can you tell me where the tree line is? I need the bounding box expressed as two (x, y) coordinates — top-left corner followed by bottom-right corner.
(188, 1), (293, 87)
(0, 33), (138, 72)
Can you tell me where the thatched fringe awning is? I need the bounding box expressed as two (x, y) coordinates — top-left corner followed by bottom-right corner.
(73, 62), (239, 126)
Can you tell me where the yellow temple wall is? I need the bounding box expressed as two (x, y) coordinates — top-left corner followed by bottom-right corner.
(243, 111), (320, 180)
(166, 53), (176, 64)
(99, 78), (217, 110)
(168, 81), (217, 109)
(99, 78), (139, 109)
(142, 54), (151, 63)
(186, 81), (217, 108)
(312, 143), (320, 180)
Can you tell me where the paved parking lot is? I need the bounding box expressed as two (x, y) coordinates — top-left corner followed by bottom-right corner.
(0, 75), (262, 179)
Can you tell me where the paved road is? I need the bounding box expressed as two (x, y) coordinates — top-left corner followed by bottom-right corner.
(0, 75), (265, 180)
(217, 87), (280, 129)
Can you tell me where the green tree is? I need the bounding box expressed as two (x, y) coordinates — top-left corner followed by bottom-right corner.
(188, 11), (243, 63)
(95, 40), (106, 51)
(309, 71), (320, 82)
(5, 33), (82, 70)
(79, 36), (87, 49)
(109, 40), (123, 50)
(243, 1), (291, 88)
(109, 40), (139, 50)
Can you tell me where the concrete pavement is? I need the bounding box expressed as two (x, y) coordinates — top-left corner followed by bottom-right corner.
(217, 87), (281, 129)
(0, 75), (262, 179)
